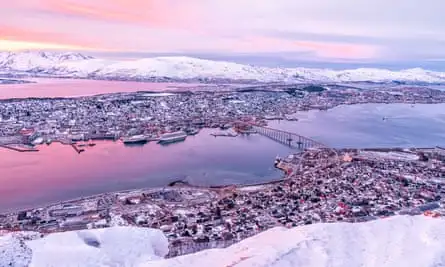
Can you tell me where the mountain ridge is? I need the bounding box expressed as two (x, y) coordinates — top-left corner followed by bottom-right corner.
(1, 51), (445, 84)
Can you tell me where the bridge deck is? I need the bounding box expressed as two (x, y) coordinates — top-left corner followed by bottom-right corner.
(250, 124), (327, 149)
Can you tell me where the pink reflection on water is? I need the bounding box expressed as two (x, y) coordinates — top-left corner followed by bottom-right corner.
(1, 78), (206, 99)
(0, 141), (172, 211)
(0, 128), (289, 213)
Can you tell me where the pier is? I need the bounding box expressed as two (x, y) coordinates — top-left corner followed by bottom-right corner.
(249, 124), (327, 149)
(0, 144), (39, 152)
(71, 144), (85, 154)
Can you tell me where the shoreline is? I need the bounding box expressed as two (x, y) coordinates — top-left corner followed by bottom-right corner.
(1, 146), (444, 258)
(0, 146), (438, 216)
(1, 101), (445, 150)
(0, 174), (288, 216)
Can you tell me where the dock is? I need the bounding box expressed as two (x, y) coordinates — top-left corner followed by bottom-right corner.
(71, 144), (85, 154)
(210, 133), (238, 137)
(0, 144), (39, 152)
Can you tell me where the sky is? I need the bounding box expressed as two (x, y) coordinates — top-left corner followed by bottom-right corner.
(1, 0), (445, 68)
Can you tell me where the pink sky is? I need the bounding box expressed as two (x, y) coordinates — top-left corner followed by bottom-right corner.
(1, 0), (444, 61)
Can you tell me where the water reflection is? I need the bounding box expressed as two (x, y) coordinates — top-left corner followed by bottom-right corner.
(0, 129), (293, 212)
(0, 78), (208, 99)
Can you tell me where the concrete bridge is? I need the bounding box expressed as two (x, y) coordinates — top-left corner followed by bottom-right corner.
(249, 124), (327, 150)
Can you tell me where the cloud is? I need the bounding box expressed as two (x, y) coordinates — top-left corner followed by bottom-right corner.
(0, 40), (89, 51)
(0, 26), (97, 49)
(39, 0), (201, 31)
(0, 0), (444, 63)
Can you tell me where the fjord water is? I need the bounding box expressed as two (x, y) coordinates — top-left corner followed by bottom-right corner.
(0, 78), (209, 99)
(0, 129), (294, 212)
(271, 103), (445, 148)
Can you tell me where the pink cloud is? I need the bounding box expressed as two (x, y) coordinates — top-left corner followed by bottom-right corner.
(0, 26), (100, 50)
(0, 0), (381, 60)
(293, 40), (379, 59)
(39, 0), (200, 30)
(217, 36), (379, 59)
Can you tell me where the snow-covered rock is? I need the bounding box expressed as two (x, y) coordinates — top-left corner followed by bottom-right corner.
(2, 51), (445, 83)
(0, 227), (168, 267)
(0, 235), (32, 267)
(2, 216), (445, 267)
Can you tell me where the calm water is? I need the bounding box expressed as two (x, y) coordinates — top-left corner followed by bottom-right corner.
(0, 78), (210, 99)
(1, 101), (445, 212)
(0, 129), (294, 212)
(270, 103), (445, 148)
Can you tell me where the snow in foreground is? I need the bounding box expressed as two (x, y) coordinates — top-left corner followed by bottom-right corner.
(1, 216), (445, 267)
(149, 215), (445, 267)
(1, 227), (168, 267)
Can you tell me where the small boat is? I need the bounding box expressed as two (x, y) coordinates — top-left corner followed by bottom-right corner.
(158, 131), (187, 144)
(122, 135), (147, 144)
(185, 128), (200, 136)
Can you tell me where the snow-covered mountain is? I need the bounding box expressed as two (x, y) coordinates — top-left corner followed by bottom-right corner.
(1, 51), (445, 84)
(2, 216), (445, 267)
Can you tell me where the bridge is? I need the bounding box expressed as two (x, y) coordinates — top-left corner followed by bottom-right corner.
(249, 124), (327, 150)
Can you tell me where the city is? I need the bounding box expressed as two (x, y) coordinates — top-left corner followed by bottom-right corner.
(1, 84), (444, 148)
(1, 146), (444, 258)
(2, 1), (445, 264)
(1, 82), (445, 258)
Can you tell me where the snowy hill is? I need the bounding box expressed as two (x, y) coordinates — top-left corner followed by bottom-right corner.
(150, 215), (445, 267)
(2, 216), (445, 267)
(1, 51), (445, 83)
(0, 227), (169, 267)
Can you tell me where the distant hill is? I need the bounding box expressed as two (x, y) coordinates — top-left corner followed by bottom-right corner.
(1, 51), (445, 84)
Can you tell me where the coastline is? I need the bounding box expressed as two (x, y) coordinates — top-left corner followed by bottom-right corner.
(1, 146), (444, 259)
(0, 145), (439, 216)
(0, 172), (288, 216)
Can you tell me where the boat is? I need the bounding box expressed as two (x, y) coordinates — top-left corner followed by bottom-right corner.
(185, 128), (200, 136)
(284, 114), (299, 121)
(274, 156), (282, 166)
(122, 135), (147, 144)
(31, 137), (44, 145)
(158, 131), (187, 144)
(210, 128), (238, 137)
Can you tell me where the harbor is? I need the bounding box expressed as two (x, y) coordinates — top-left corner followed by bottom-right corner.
(1, 146), (444, 259)
(1, 103), (445, 213)
(0, 128), (294, 213)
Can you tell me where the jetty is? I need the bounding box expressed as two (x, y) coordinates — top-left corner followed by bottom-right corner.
(0, 144), (39, 152)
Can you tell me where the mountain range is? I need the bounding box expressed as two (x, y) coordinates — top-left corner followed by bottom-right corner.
(1, 51), (445, 84)
(2, 215), (445, 267)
